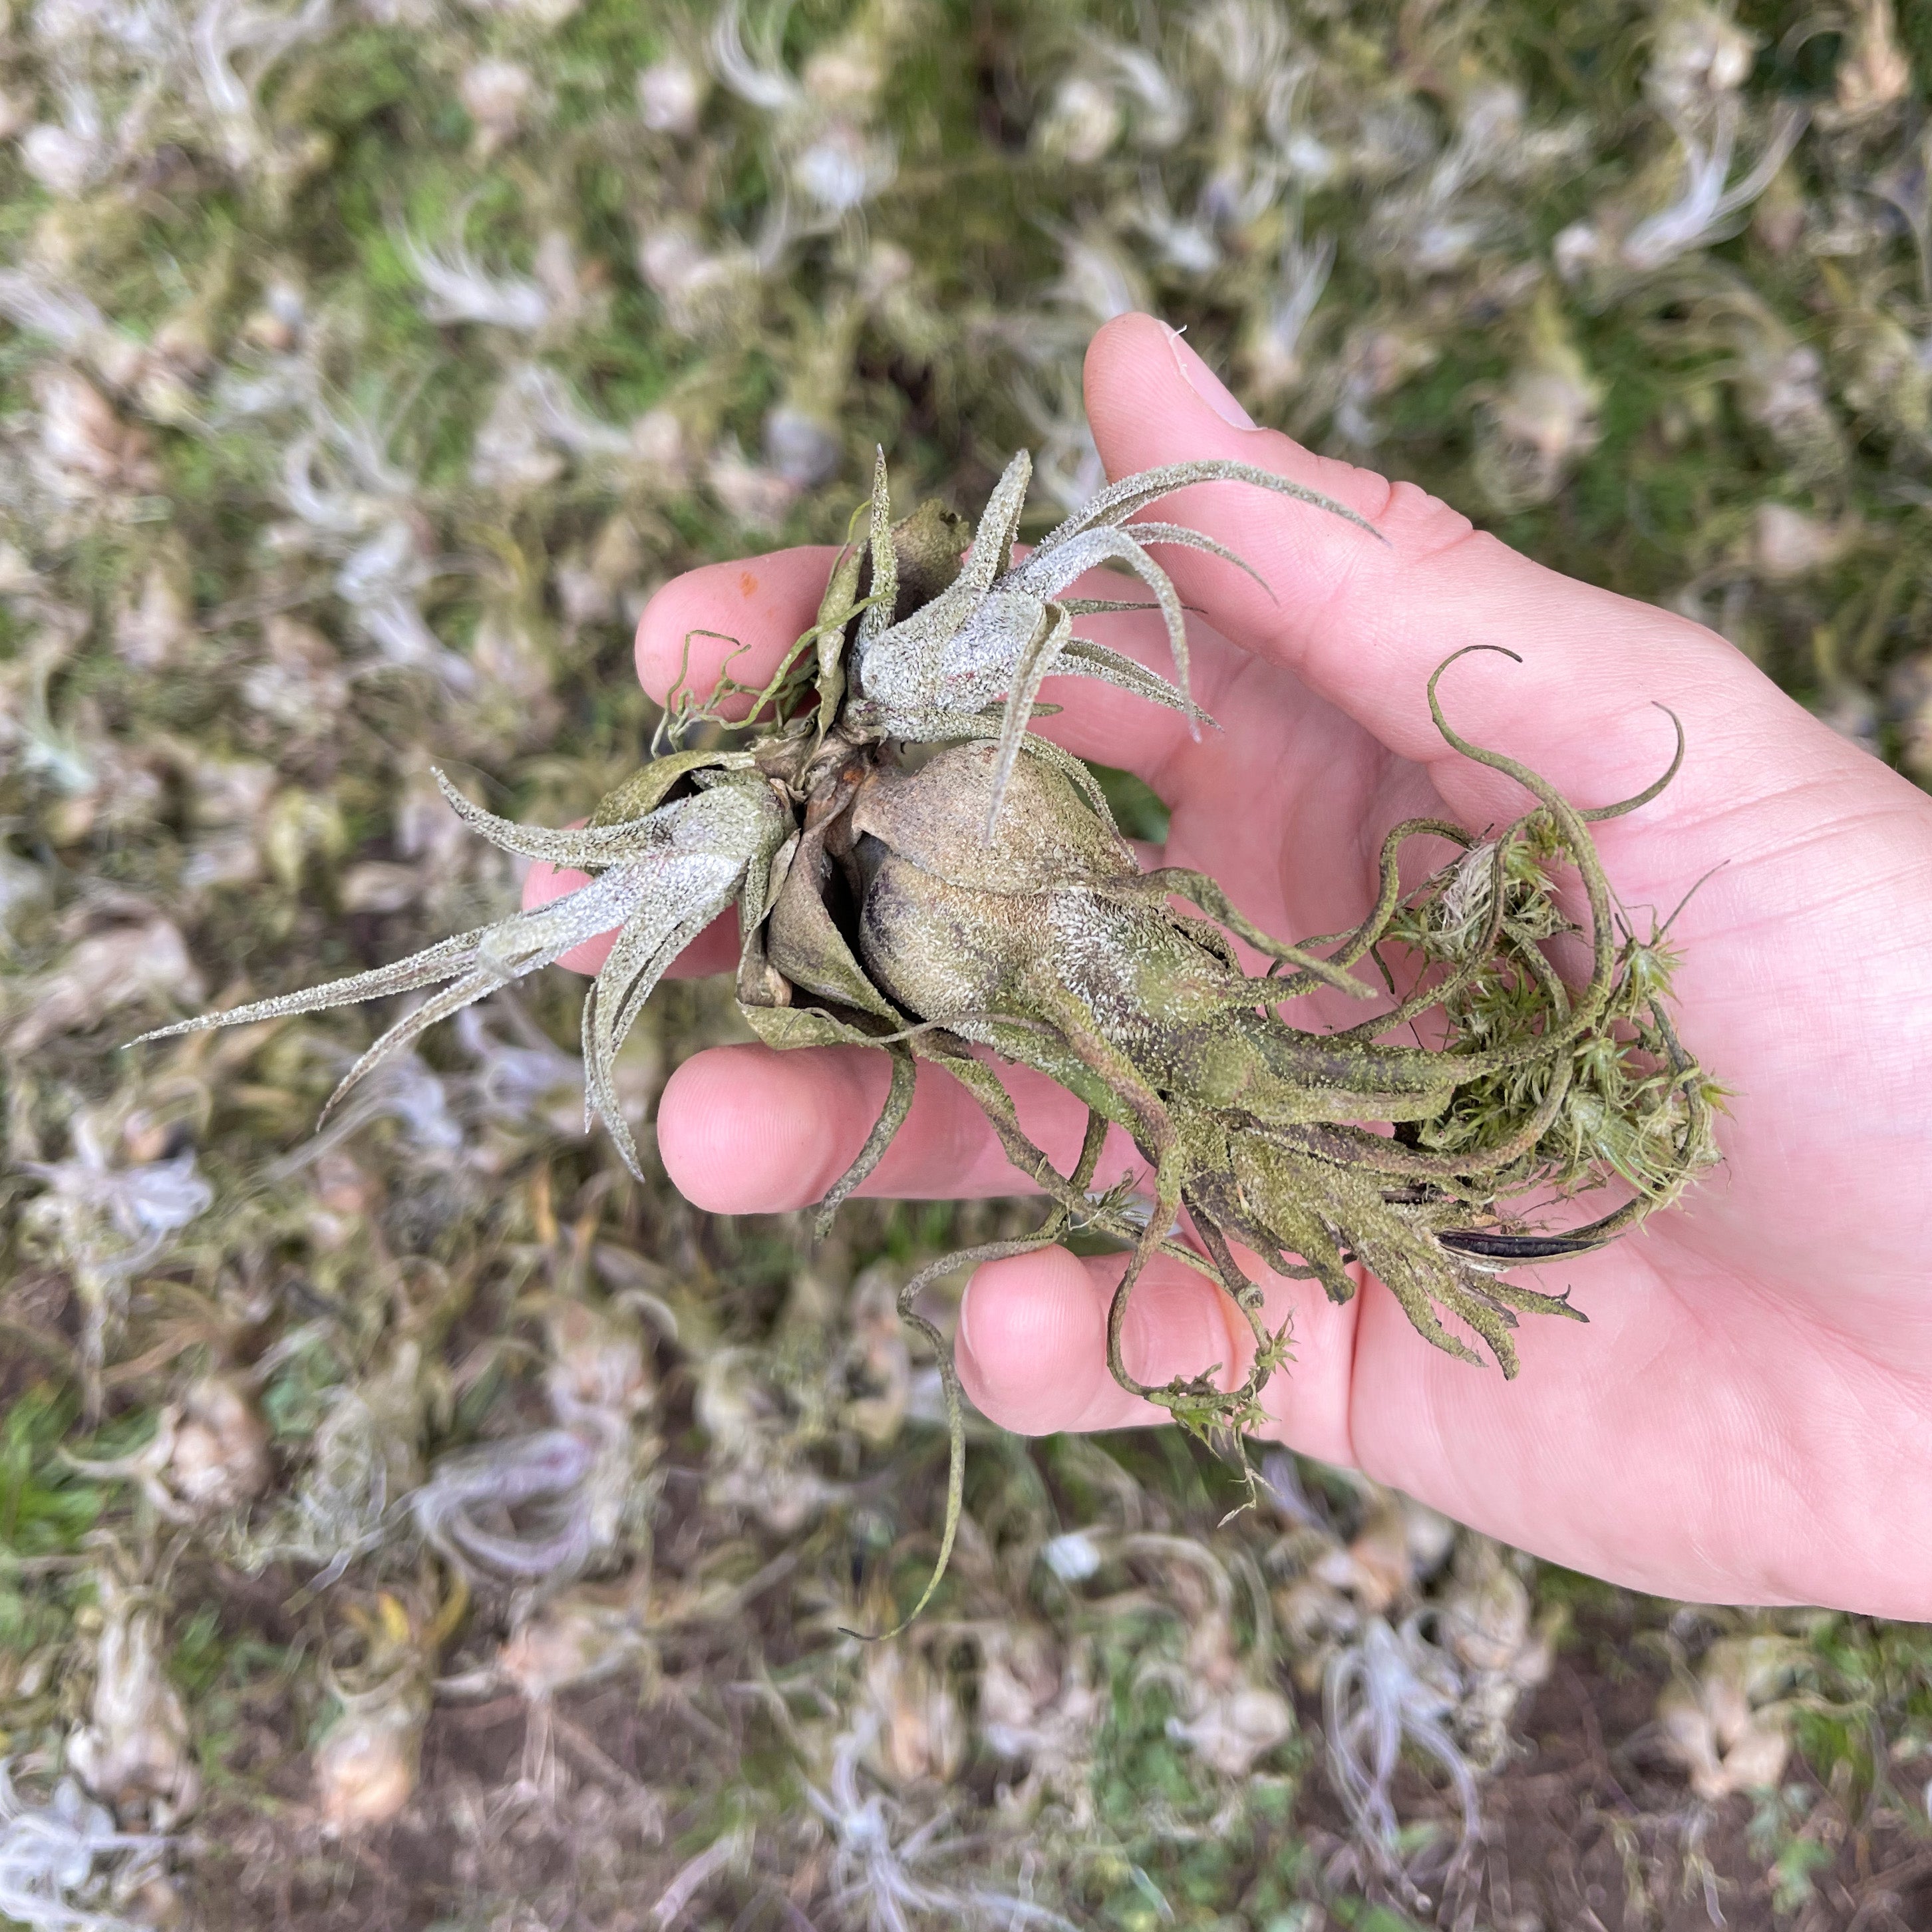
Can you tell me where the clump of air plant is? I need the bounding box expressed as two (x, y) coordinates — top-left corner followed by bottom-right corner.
(236, 1330), (433, 1587)
(65, 1371), (271, 1524)
(1262, 1465), (1551, 1877)
(418, 1390), (644, 1585)
(1656, 1631), (1802, 1802)
(489, 1585), (658, 1804)
(972, 1621), (1105, 1824)
(67, 1542), (199, 1829)
(457, 59), (534, 158)
(689, 1260), (910, 1536)
(805, 1714), (1080, 1932)
(1269, 1461), (1454, 1681)
(1323, 1615), (1480, 1903)
(488, 1585), (655, 1706)
(856, 1637), (968, 1789)
(1134, 1537), (1295, 1778)
(1426, 1537), (1555, 1771)
(637, 54), (707, 136)
(312, 1576), (468, 1834)
(1470, 288), (1603, 511)
(410, 1429), (615, 1589)
(19, 1106), (214, 1412)
(1553, 5), (1806, 290)
(408, 1283), (659, 1597)
(693, 1342), (849, 1535)
(398, 210), (580, 336)
(131, 449), (1716, 1629)
(0, 1762), (170, 1932)
(709, 0), (897, 220)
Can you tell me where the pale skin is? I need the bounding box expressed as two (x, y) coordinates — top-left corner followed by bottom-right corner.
(528, 312), (1932, 1619)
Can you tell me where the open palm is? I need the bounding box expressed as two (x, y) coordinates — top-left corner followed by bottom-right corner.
(532, 314), (1932, 1617)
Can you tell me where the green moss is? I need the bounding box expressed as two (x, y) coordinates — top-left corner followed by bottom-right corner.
(0, 1388), (105, 1559)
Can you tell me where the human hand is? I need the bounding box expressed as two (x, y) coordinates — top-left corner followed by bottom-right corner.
(530, 313), (1932, 1618)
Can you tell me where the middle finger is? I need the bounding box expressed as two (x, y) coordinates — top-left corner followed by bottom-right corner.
(655, 1042), (1148, 1214)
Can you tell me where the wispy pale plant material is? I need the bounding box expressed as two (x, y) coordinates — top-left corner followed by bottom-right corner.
(0, 1764), (167, 1932)
(1325, 1616), (1482, 1897)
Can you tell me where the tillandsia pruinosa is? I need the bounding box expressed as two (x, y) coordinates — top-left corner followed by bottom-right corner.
(132, 449), (1718, 1627)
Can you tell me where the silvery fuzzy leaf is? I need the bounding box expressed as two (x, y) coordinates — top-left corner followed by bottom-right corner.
(429, 764), (748, 866)
(1004, 522), (1199, 730)
(959, 449), (1033, 593)
(1064, 520), (1269, 590)
(132, 774), (790, 1166)
(874, 587), (1043, 724)
(1035, 458), (1378, 550)
(579, 776), (791, 1178)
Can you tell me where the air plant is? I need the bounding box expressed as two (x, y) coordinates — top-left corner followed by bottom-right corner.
(637, 54), (707, 137)
(132, 448), (1716, 1627)
(1428, 1538), (1554, 1772)
(857, 1638), (968, 1788)
(409, 1429), (613, 1586)
(1656, 1631), (1802, 1802)
(1470, 288), (1604, 512)
(408, 1291), (655, 1591)
(0, 1763), (168, 1932)
(457, 59), (534, 158)
(444, 1578), (658, 1801)
(1555, 95), (1807, 286)
(19, 1105), (214, 1411)
(806, 1712), (1080, 1932)
(67, 1541), (199, 1828)
(1241, 213), (1335, 401)
(693, 1342), (850, 1535)
(1267, 1473), (1550, 1863)
(709, 0), (897, 219)
(1323, 1615), (1480, 1895)
(5, 0), (1922, 1908)
(311, 1575), (468, 1833)
(1134, 1539), (1295, 1778)
(972, 1621), (1105, 1823)
(399, 215), (558, 333)
(64, 1370), (271, 1524)
(238, 1331), (434, 1587)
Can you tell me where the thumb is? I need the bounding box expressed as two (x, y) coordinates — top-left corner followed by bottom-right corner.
(1082, 312), (1844, 832)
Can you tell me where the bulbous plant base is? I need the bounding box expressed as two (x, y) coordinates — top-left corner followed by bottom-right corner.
(132, 450), (1718, 1633)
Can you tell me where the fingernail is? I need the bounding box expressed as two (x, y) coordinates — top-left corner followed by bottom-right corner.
(956, 1275), (979, 1365)
(1163, 323), (1256, 430)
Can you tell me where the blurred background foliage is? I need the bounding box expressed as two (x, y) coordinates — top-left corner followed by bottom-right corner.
(3, 0), (1932, 1927)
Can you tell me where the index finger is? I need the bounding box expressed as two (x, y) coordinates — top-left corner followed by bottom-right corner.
(634, 546), (841, 713)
